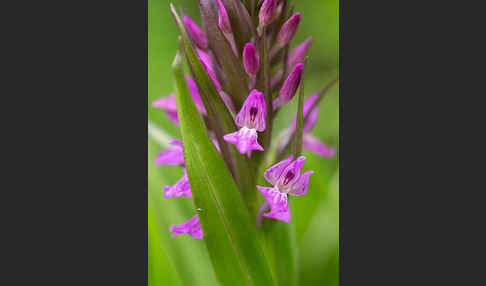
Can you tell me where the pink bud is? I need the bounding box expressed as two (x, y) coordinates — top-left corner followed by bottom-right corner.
(217, 0), (232, 34)
(288, 37), (312, 70)
(259, 0), (277, 27)
(243, 42), (259, 76)
(273, 63), (303, 109)
(276, 13), (301, 47)
(184, 16), (208, 50)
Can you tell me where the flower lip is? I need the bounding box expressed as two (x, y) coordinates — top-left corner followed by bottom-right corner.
(276, 156), (306, 190)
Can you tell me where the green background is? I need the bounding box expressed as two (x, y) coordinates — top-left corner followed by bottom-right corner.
(148, 0), (339, 285)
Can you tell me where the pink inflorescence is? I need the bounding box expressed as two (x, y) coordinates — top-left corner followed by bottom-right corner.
(151, 1), (337, 239)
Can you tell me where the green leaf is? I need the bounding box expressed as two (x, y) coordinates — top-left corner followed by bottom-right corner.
(171, 4), (258, 217)
(171, 49), (276, 286)
(148, 138), (218, 286)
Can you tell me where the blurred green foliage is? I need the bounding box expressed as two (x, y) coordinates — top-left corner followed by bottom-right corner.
(149, 0), (339, 285)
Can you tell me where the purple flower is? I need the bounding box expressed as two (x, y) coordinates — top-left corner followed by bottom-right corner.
(276, 13), (301, 48)
(152, 94), (179, 124)
(163, 171), (192, 198)
(184, 16), (208, 50)
(170, 215), (203, 239)
(152, 76), (207, 122)
(243, 42), (260, 76)
(217, 0), (232, 34)
(258, 0), (277, 28)
(273, 63), (303, 110)
(224, 90), (266, 154)
(155, 139), (184, 166)
(288, 37), (312, 71)
(257, 155), (313, 222)
(303, 134), (336, 157)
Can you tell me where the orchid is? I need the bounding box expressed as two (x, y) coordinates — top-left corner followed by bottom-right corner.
(257, 155), (313, 223)
(149, 1), (338, 285)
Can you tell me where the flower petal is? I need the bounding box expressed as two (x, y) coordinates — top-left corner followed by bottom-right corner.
(289, 170), (314, 196)
(303, 134), (336, 157)
(277, 156), (306, 189)
(257, 186), (290, 223)
(155, 139), (184, 166)
(164, 172), (192, 198)
(223, 127), (264, 154)
(169, 215), (203, 239)
(152, 94), (177, 111)
(264, 155), (294, 186)
(235, 90), (266, 131)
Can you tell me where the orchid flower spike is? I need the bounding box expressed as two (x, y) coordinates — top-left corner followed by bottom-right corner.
(184, 16), (208, 50)
(170, 215), (203, 239)
(257, 155), (313, 222)
(154, 139), (184, 166)
(223, 90), (266, 154)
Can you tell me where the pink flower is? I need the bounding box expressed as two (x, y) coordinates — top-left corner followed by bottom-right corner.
(257, 155), (313, 222)
(154, 139), (184, 166)
(152, 94), (179, 124)
(223, 90), (266, 154)
(170, 215), (203, 239)
(163, 171), (192, 198)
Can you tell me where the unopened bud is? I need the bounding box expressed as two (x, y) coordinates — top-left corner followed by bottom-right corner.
(276, 13), (301, 47)
(288, 37), (312, 70)
(273, 63), (303, 109)
(258, 0), (277, 28)
(184, 16), (208, 50)
(243, 42), (259, 76)
(217, 0), (232, 34)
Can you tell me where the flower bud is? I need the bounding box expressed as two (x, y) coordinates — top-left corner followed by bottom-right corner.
(276, 13), (301, 47)
(288, 37), (312, 70)
(183, 16), (208, 50)
(258, 0), (277, 28)
(217, 0), (232, 34)
(243, 42), (259, 76)
(273, 63), (303, 109)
